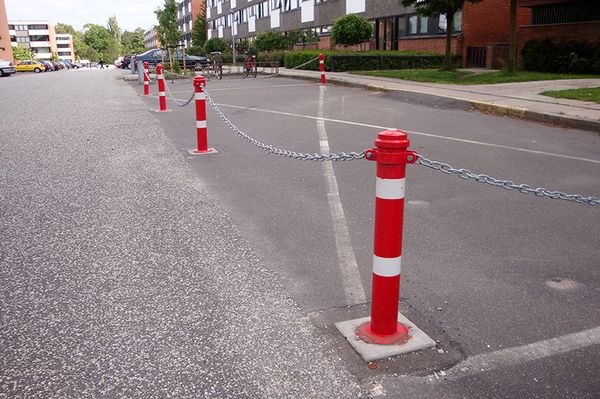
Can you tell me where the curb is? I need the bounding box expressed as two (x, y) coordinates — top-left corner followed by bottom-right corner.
(277, 72), (600, 134)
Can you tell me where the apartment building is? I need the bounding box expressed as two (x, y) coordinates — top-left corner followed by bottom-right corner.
(55, 34), (75, 61)
(144, 25), (161, 49)
(206, 0), (600, 68)
(177, 0), (204, 48)
(0, 0), (13, 61)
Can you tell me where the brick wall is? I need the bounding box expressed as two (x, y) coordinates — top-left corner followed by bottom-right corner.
(519, 21), (600, 48)
(0, 0), (13, 61)
(462, 0), (530, 67)
(397, 36), (461, 54)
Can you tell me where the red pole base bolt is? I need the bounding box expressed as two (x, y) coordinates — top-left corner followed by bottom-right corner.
(355, 321), (410, 345)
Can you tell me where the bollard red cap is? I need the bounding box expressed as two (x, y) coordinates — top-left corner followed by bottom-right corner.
(143, 61), (148, 68)
(193, 76), (206, 90)
(156, 64), (164, 74)
(375, 130), (410, 151)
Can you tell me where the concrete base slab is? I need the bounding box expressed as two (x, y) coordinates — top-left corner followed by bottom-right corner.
(151, 109), (172, 113)
(335, 313), (436, 362)
(187, 148), (219, 156)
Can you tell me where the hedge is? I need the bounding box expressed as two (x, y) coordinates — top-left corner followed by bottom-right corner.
(521, 39), (600, 74)
(283, 50), (459, 71)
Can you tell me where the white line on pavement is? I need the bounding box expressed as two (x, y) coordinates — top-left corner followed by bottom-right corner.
(442, 325), (600, 381)
(317, 86), (366, 306)
(213, 103), (600, 165)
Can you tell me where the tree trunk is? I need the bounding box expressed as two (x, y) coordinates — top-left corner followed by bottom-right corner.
(509, 0), (517, 74)
(444, 11), (455, 70)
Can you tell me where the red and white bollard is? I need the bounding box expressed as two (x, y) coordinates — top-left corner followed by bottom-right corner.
(191, 76), (216, 154)
(319, 53), (326, 86)
(357, 130), (417, 344)
(156, 64), (167, 112)
(143, 61), (149, 96)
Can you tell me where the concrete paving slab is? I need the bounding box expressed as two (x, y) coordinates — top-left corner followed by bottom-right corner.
(335, 313), (436, 362)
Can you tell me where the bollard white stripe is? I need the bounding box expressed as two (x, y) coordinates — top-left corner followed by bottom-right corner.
(376, 177), (405, 200)
(195, 92), (206, 101)
(319, 60), (324, 64)
(373, 255), (401, 277)
(196, 120), (207, 129)
(144, 81), (149, 85)
(159, 91), (165, 96)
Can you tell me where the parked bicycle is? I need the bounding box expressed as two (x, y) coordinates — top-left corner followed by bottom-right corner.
(202, 51), (223, 80)
(243, 53), (257, 78)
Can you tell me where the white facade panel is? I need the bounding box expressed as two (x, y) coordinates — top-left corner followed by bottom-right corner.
(233, 21), (238, 35)
(29, 29), (49, 35)
(301, 1), (314, 23)
(270, 8), (280, 28)
(217, 2), (222, 14)
(207, 7), (211, 18)
(248, 16), (256, 32)
(218, 25), (224, 38)
(208, 29), (213, 39)
(345, 0), (365, 14)
(35, 53), (52, 59)
(231, 0), (236, 9)
(29, 41), (51, 47)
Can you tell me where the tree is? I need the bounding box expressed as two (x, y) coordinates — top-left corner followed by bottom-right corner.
(155, 0), (180, 71)
(107, 16), (122, 42)
(51, 51), (59, 61)
(331, 14), (372, 50)
(508, 0), (517, 73)
(55, 23), (76, 35)
(203, 37), (226, 53)
(121, 28), (146, 54)
(12, 46), (36, 61)
(252, 31), (289, 52)
(83, 23), (120, 62)
(189, 12), (207, 55)
(400, 0), (482, 70)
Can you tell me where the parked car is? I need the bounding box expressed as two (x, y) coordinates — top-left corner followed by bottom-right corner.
(135, 49), (208, 69)
(0, 59), (16, 77)
(16, 60), (45, 73)
(121, 54), (133, 69)
(52, 61), (63, 70)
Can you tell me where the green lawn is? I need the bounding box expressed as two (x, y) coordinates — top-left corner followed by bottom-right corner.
(351, 69), (600, 85)
(541, 87), (600, 104)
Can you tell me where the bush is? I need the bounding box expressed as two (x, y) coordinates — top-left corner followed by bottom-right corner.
(521, 39), (600, 74)
(284, 50), (457, 72)
(252, 31), (290, 52)
(204, 37), (226, 53)
(331, 14), (373, 48)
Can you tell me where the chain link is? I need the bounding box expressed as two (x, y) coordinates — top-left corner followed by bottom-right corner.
(204, 88), (365, 161)
(416, 155), (600, 205)
(164, 80), (195, 107)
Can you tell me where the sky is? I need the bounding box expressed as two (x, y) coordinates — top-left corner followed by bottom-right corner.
(5, 0), (165, 32)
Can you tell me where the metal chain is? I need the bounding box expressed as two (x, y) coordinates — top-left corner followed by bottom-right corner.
(203, 88), (365, 161)
(290, 57), (319, 70)
(416, 155), (600, 205)
(143, 71), (156, 82)
(164, 80), (195, 107)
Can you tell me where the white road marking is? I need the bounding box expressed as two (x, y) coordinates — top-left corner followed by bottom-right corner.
(214, 103), (600, 165)
(210, 83), (314, 92)
(317, 85), (366, 305)
(443, 326), (600, 381)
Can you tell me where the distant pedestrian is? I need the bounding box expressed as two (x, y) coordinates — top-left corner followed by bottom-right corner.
(99, 61), (104, 69)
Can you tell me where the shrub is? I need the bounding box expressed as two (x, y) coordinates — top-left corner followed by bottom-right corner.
(253, 31), (290, 52)
(331, 14), (373, 48)
(204, 37), (226, 53)
(283, 50), (456, 72)
(521, 39), (600, 74)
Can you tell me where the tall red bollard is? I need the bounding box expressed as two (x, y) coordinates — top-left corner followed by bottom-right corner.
(190, 76), (217, 154)
(319, 53), (326, 86)
(357, 130), (417, 344)
(156, 64), (167, 112)
(143, 61), (149, 96)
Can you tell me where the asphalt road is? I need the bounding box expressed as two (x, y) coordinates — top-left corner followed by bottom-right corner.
(2, 68), (599, 398)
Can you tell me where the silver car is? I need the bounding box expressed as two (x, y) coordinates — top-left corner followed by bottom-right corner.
(0, 59), (16, 77)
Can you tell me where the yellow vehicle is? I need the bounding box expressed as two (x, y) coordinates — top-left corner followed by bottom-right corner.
(16, 60), (45, 73)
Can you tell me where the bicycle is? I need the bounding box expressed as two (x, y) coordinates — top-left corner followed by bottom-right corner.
(243, 54), (257, 78)
(201, 52), (223, 80)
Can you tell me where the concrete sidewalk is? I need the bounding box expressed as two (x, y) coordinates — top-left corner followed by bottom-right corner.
(276, 68), (600, 133)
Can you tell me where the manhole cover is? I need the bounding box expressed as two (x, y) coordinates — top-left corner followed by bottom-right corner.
(545, 277), (578, 291)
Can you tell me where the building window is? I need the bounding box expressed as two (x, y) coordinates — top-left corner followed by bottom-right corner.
(408, 15), (417, 34)
(419, 15), (428, 33)
(57, 44), (70, 48)
(16, 36), (29, 43)
(30, 35), (50, 41)
(29, 24), (48, 29)
(531, 1), (600, 25)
